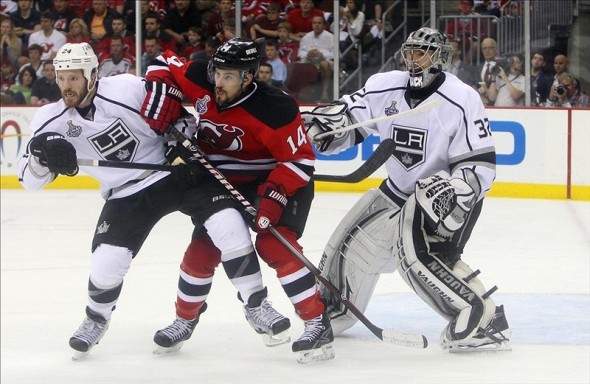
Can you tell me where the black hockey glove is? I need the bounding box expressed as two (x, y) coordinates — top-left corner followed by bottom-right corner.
(29, 132), (79, 176)
(164, 144), (207, 185)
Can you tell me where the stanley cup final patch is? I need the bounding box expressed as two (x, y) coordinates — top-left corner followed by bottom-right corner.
(391, 125), (427, 170)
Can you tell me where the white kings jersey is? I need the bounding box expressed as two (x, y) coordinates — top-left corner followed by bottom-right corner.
(17, 74), (169, 199)
(340, 70), (496, 202)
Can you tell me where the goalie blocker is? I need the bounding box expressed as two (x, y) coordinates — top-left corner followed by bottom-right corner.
(319, 172), (511, 351)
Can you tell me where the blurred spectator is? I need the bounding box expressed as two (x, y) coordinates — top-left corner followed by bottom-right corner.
(50, 0), (77, 33)
(530, 51), (552, 106)
(488, 53), (525, 106)
(331, 0), (364, 71)
(124, 0), (158, 38)
(28, 10), (67, 61)
(546, 72), (589, 108)
(66, 18), (90, 44)
(8, 65), (36, 104)
(98, 35), (135, 78)
(1, 1), (18, 16)
(162, 0), (201, 50)
(241, 0), (269, 30)
(298, 14), (334, 101)
(277, 21), (299, 64)
(207, 0), (234, 41)
(0, 60), (17, 93)
(9, 0), (41, 47)
(250, 1), (283, 42)
(179, 26), (204, 60)
(257, 61), (274, 85)
(83, 0), (118, 49)
(477, 37), (498, 106)
(17, 43), (43, 80)
(286, 0), (324, 40)
(1, 17), (22, 68)
(551, 54), (570, 83)
(97, 14), (135, 56)
(473, 0), (501, 17)
(144, 13), (176, 53)
(141, 35), (160, 76)
(219, 17), (237, 42)
(190, 34), (221, 62)
(195, 0), (218, 31)
(448, 40), (478, 88)
(445, 0), (489, 64)
(264, 39), (287, 85)
(30, 59), (60, 105)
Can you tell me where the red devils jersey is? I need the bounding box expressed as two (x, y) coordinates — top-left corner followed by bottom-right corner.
(146, 51), (315, 196)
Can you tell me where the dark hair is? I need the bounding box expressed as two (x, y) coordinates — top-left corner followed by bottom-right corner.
(18, 66), (38, 85)
(40, 10), (54, 21)
(259, 62), (273, 72)
(265, 39), (279, 50)
(28, 44), (43, 53)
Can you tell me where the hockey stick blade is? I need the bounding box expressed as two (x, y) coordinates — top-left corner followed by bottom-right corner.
(314, 138), (395, 183)
(166, 127), (427, 347)
(381, 330), (428, 348)
(313, 99), (443, 141)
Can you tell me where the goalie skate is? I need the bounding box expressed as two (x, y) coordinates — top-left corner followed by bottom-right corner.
(153, 303), (208, 355)
(242, 288), (291, 347)
(443, 305), (512, 353)
(292, 313), (335, 364)
(69, 307), (110, 361)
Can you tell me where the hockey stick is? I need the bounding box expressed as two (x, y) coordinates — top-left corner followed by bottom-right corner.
(313, 98), (443, 141)
(77, 158), (173, 171)
(167, 127), (428, 348)
(314, 138), (395, 183)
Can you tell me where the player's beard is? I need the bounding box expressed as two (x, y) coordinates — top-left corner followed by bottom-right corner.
(61, 87), (87, 108)
(215, 87), (230, 106)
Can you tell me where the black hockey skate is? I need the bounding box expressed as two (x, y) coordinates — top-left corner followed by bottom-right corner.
(242, 287), (291, 347)
(69, 306), (110, 361)
(292, 313), (335, 364)
(444, 305), (512, 353)
(153, 303), (208, 355)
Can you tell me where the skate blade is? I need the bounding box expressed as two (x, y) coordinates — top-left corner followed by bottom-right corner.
(448, 340), (512, 353)
(153, 341), (185, 355)
(262, 330), (290, 347)
(71, 350), (90, 361)
(296, 343), (335, 364)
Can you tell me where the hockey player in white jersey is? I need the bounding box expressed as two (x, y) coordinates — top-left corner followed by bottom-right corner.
(17, 43), (289, 359)
(304, 27), (511, 352)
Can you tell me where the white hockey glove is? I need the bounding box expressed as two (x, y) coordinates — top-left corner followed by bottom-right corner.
(302, 102), (354, 152)
(415, 170), (478, 239)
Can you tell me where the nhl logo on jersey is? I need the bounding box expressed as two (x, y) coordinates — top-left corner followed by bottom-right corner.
(384, 101), (399, 116)
(195, 95), (211, 114)
(392, 125), (427, 170)
(66, 120), (82, 137)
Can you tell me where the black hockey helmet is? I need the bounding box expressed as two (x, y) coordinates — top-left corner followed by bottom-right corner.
(207, 38), (260, 83)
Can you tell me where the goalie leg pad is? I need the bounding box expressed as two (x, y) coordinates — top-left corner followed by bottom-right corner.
(393, 195), (496, 343)
(319, 188), (401, 335)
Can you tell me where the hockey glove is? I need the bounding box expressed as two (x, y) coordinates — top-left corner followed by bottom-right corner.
(254, 181), (288, 233)
(29, 132), (79, 176)
(164, 144), (207, 185)
(415, 171), (477, 239)
(141, 80), (183, 135)
(302, 102), (353, 152)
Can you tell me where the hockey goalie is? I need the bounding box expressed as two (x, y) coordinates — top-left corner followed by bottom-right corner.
(304, 27), (511, 352)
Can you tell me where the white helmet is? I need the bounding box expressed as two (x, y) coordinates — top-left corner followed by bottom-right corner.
(401, 27), (453, 89)
(54, 43), (98, 85)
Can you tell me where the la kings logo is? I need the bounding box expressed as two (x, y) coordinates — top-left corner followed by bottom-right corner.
(88, 119), (139, 161)
(391, 124), (427, 170)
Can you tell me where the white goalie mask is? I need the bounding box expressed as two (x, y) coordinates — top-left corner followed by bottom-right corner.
(401, 28), (453, 90)
(53, 42), (98, 92)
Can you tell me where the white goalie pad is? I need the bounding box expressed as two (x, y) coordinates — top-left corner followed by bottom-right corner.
(318, 188), (402, 335)
(393, 194), (496, 343)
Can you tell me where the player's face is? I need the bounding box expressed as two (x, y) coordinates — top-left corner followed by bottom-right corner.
(404, 48), (435, 74)
(56, 69), (90, 107)
(213, 68), (245, 105)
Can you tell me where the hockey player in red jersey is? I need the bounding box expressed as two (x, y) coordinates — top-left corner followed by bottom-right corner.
(141, 38), (334, 363)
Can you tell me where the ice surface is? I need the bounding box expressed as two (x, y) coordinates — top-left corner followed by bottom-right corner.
(1, 190), (588, 384)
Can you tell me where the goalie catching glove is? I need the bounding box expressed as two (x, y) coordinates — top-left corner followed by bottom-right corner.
(302, 102), (355, 152)
(141, 80), (183, 135)
(415, 170), (478, 239)
(29, 132), (78, 176)
(254, 181), (288, 233)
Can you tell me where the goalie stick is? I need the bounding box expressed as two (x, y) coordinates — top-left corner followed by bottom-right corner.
(312, 98), (443, 141)
(166, 127), (428, 349)
(78, 138), (397, 184)
(314, 138), (395, 183)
